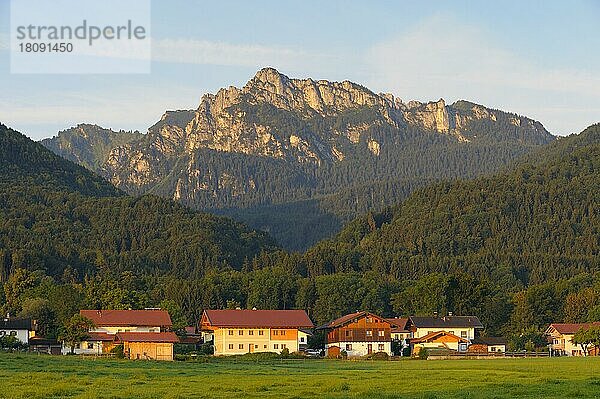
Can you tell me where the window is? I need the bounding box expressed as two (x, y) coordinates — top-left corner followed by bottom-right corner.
(228, 330), (234, 336)
(282, 344), (287, 349)
(428, 331), (433, 335)
(449, 331), (454, 335)
(366, 317), (371, 323)
(366, 330), (372, 337)
(238, 330), (243, 335)
(258, 330), (264, 336)
(346, 344), (352, 351)
(248, 330), (254, 335)
(345, 330), (352, 337)
(378, 344), (384, 351)
(255, 345), (258, 349)
(394, 334), (399, 340)
(264, 345), (267, 349)
(300, 337), (305, 342)
(238, 344), (244, 349)
(273, 330), (278, 336)
(9, 331), (17, 336)
(75, 343), (80, 349)
(274, 344), (279, 349)
(461, 331), (468, 339)
(378, 330), (385, 337)
(280, 330), (286, 336)
(228, 344), (234, 349)
(87, 343), (94, 349)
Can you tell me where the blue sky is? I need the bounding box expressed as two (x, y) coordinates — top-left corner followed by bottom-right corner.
(0, 0), (599, 139)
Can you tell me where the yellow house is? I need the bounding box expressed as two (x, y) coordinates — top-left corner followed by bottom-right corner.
(546, 323), (600, 356)
(411, 331), (469, 354)
(200, 309), (314, 356)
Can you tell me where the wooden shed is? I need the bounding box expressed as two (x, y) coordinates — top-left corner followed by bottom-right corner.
(115, 332), (179, 361)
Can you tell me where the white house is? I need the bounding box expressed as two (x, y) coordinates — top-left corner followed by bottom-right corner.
(406, 315), (484, 353)
(0, 317), (35, 345)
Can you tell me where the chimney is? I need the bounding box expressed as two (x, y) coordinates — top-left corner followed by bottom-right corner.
(252, 307), (257, 311)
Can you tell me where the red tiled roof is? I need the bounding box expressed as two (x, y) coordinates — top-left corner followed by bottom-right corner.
(325, 311), (366, 328)
(411, 331), (468, 344)
(547, 322), (600, 335)
(80, 310), (172, 327)
(203, 310), (313, 329)
(408, 316), (483, 329)
(386, 318), (409, 332)
(115, 332), (179, 343)
(86, 332), (114, 342)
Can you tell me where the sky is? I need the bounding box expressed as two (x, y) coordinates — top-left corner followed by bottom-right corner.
(0, 0), (599, 140)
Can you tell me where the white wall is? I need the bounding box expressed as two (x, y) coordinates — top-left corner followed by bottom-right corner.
(90, 326), (160, 334)
(327, 341), (392, 357)
(415, 327), (475, 340)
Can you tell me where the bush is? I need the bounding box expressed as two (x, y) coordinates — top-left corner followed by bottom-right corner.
(279, 348), (290, 358)
(418, 348), (429, 360)
(110, 344), (124, 359)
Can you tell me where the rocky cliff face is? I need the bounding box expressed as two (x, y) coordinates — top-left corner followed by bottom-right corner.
(41, 67), (556, 249)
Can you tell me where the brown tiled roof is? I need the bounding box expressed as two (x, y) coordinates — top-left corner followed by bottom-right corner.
(408, 316), (483, 329)
(80, 310), (172, 327)
(325, 311), (366, 328)
(86, 332), (114, 342)
(203, 310), (313, 328)
(115, 332), (179, 343)
(547, 322), (600, 335)
(411, 331), (468, 344)
(386, 317), (409, 332)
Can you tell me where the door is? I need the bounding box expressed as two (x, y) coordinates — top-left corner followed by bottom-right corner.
(249, 343), (254, 353)
(367, 344), (372, 354)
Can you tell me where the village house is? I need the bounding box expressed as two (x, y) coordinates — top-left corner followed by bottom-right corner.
(468, 337), (507, 353)
(545, 322), (600, 356)
(406, 315), (484, 353)
(411, 331), (469, 354)
(200, 309), (314, 356)
(65, 309), (177, 360)
(320, 311), (393, 358)
(387, 317), (410, 355)
(0, 316), (35, 345)
(115, 332), (179, 361)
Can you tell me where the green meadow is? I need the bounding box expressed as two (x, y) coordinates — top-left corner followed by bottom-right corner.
(0, 353), (599, 399)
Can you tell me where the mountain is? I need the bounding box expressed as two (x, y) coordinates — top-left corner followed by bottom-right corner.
(0, 124), (277, 281)
(41, 124), (143, 172)
(41, 68), (556, 250)
(304, 124), (600, 287)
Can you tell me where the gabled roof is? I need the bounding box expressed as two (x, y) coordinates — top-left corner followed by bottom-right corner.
(386, 318), (409, 332)
(0, 317), (32, 330)
(86, 332), (114, 342)
(320, 311), (390, 330)
(408, 316), (483, 329)
(411, 331), (468, 344)
(471, 336), (507, 346)
(115, 332), (179, 343)
(80, 310), (172, 327)
(202, 310), (314, 329)
(546, 322), (600, 335)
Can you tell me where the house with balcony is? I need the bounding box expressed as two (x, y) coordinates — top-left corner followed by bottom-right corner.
(320, 311), (393, 358)
(406, 315), (483, 353)
(546, 322), (600, 356)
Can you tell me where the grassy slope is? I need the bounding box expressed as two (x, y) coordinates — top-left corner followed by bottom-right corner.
(1, 354), (599, 399)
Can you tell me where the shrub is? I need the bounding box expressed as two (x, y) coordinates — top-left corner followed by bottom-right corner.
(418, 348), (429, 360)
(363, 351), (389, 360)
(110, 344), (124, 359)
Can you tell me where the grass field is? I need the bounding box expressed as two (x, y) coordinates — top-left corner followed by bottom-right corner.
(0, 354), (599, 399)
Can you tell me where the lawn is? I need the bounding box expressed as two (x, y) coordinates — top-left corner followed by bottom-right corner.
(0, 354), (599, 399)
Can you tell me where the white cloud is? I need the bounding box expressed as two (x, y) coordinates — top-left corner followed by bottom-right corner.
(365, 15), (600, 135)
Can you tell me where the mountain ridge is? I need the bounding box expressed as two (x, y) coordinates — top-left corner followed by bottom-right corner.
(41, 68), (556, 249)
